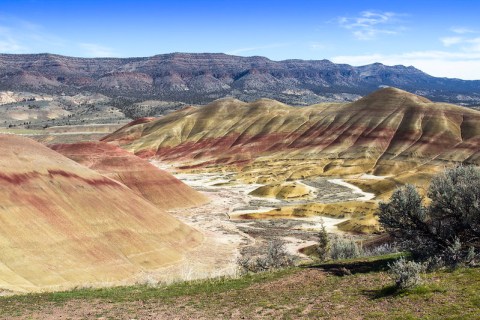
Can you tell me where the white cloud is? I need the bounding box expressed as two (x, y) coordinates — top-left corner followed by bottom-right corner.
(0, 39), (23, 52)
(439, 31), (480, 54)
(227, 47), (263, 55)
(338, 11), (405, 40)
(331, 50), (480, 80)
(19, 20), (65, 47)
(339, 28), (480, 79)
(79, 43), (116, 57)
(441, 36), (463, 47)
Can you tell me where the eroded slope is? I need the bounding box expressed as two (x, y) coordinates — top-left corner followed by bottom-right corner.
(51, 141), (208, 209)
(0, 135), (201, 293)
(104, 88), (480, 178)
(102, 88), (480, 233)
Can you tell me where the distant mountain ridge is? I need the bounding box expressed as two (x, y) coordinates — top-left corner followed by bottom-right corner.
(0, 52), (479, 105)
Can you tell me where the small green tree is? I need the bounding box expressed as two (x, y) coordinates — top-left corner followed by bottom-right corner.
(317, 221), (330, 261)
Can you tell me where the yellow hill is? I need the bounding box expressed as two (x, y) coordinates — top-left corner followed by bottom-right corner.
(104, 88), (480, 178)
(0, 135), (201, 293)
(249, 182), (313, 200)
(102, 88), (480, 233)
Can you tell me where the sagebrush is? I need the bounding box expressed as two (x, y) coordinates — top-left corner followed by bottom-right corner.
(388, 258), (426, 289)
(238, 239), (294, 273)
(378, 165), (479, 267)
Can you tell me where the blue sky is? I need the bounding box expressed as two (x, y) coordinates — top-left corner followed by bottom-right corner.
(0, 0), (479, 79)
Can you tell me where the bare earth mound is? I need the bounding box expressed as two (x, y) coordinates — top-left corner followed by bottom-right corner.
(249, 182), (313, 200)
(103, 88), (480, 178)
(102, 88), (480, 232)
(0, 135), (201, 293)
(51, 141), (208, 210)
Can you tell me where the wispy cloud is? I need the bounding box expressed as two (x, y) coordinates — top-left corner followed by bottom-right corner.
(0, 15), (115, 57)
(79, 43), (116, 57)
(0, 26), (25, 52)
(0, 16), (65, 53)
(337, 11), (405, 40)
(309, 42), (326, 51)
(226, 43), (290, 55)
(451, 27), (476, 34)
(440, 25), (480, 49)
(440, 28), (480, 52)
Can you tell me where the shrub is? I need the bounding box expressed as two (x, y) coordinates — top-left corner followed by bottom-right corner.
(363, 243), (399, 257)
(329, 235), (363, 260)
(378, 165), (480, 267)
(237, 239), (294, 273)
(388, 258), (426, 289)
(265, 239), (293, 269)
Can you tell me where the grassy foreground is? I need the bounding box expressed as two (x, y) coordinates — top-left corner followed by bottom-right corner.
(1, 255), (479, 319)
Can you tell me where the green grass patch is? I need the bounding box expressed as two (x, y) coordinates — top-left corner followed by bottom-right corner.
(0, 268), (294, 307)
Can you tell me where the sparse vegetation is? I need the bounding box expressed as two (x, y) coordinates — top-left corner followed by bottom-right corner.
(2, 256), (479, 319)
(388, 257), (426, 289)
(315, 224), (398, 262)
(238, 239), (294, 273)
(329, 235), (363, 260)
(379, 165), (480, 268)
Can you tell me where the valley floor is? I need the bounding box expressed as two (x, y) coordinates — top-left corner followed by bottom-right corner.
(148, 163), (375, 283)
(2, 255), (479, 319)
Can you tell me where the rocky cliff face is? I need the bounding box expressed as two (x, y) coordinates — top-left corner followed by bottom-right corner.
(1, 53), (479, 105)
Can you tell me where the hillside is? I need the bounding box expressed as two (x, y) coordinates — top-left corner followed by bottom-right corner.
(0, 135), (201, 293)
(50, 141), (208, 209)
(1, 257), (479, 319)
(0, 53), (479, 105)
(103, 88), (480, 180)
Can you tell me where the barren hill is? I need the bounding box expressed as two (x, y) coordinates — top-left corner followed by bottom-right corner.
(51, 141), (208, 209)
(103, 88), (480, 180)
(0, 135), (201, 292)
(1, 53), (479, 105)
